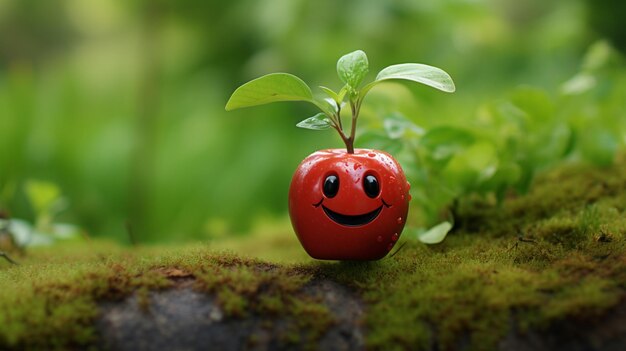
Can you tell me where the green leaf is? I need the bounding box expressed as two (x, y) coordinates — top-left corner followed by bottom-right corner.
(225, 73), (313, 111)
(418, 221), (453, 244)
(337, 85), (348, 102)
(362, 63), (455, 96)
(296, 113), (332, 130)
(319, 86), (340, 103)
(336, 50), (369, 90)
(311, 96), (337, 116)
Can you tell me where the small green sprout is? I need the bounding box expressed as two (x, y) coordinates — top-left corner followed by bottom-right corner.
(226, 50), (455, 154)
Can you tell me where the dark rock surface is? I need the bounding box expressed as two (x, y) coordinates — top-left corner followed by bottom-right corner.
(498, 302), (626, 351)
(96, 275), (626, 351)
(96, 279), (364, 351)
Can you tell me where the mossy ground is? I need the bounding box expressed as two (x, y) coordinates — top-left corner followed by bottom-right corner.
(1, 156), (626, 350)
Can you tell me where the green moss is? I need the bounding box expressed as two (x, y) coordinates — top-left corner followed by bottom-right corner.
(0, 244), (328, 349)
(339, 157), (626, 350)
(1, 157), (626, 350)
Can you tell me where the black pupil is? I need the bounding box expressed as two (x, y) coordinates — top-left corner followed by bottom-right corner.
(363, 175), (380, 198)
(323, 175), (339, 198)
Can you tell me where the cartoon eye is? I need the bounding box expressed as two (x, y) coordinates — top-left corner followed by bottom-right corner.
(363, 175), (380, 198)
(323, 175), (339, 198)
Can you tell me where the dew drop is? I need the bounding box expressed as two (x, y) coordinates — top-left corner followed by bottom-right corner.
(401, 195), (405, 200)
(407, 182), (411, 190)
(368, 153), (376, 158)
(397, 217), (403, 224)
(377, 236), (383, 243)
(353, 163), (361, 170)
(391, 233), (399, 242)
(387, 243), (394, 251)
(408, 194), (412, 201)
(389, 176), (396, 182)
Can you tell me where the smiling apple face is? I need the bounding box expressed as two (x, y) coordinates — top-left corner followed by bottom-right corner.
(289, 149), (410, 260)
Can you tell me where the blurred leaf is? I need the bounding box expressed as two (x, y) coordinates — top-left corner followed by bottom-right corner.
(296, 113), (332, 130)
(25, 180), (60, 215)
(50, 223), (81, 240)
(582, 40), (612, 71)
(510, 87), (554, 123)
(579, 128), (618, 166)
(442, 141), (497, 190)
(561, 74), (596, 95)
(383, 112), (424, 139)
(3, 218), (79, 247)
(477, 163), (522, 201)
(418, 221), (453, 244)
(225, 73), (313, 111)
(336, 50), (369, 91)
(362, 63), (456, 96)
(357, 130), (403, 154)
(4, 219), (53, 247)
(419, 126), (475, 166)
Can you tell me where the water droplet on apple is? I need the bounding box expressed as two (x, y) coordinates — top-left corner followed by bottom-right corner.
(397, 217), (402, 224)
(368, 153), (376, 157)
(387, 243), (394, 251)
(353, 163), (361, 170)
(391, 233), (399, 242)
(377, 236), (383, 243)
(407, 182), (411, 190)
(408, 194), (412, 201)
(401, 195), (405, 200)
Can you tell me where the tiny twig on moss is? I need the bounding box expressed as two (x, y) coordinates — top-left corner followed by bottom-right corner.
(517, 230), (537, 244)
(0, 251), (18, 265)
(508, 231), (537, 251)
(125, 220), (138, 247)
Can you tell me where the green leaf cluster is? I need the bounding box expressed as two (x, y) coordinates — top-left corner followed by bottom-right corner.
(225, 50), (454, 152)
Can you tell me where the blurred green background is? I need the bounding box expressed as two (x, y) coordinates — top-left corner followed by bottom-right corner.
(1, 0), (624, 245)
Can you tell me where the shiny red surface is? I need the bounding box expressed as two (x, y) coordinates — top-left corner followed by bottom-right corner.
(289, 149), (410, 260)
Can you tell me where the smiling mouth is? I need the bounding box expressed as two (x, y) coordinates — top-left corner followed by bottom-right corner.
(322, 205), (383, 227)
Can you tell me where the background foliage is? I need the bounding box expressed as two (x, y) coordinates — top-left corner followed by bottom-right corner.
(0, 0), (624, 245)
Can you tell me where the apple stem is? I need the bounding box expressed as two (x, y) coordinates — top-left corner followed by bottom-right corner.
(328, 96), (362, 154)
(348, 99), (361, 153)
(331, 124), (354, 154)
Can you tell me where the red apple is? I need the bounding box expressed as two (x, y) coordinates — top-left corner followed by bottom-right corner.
(226, 51), (454, 260)
(289, 148), (410, 260)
